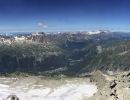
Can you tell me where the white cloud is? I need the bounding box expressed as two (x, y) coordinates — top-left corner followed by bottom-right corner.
(37, 22), (48, 29)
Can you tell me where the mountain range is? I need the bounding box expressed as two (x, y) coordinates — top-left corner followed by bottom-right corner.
(0, 31), (130, 76)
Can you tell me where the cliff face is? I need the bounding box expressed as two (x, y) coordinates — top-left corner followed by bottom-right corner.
(0, 32), (130, 75)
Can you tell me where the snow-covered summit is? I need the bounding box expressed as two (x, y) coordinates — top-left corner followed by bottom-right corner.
(87, 30), (109, 35)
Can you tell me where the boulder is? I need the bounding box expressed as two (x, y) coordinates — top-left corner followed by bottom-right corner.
(6, 95), (19, 100)
(110, 80), (117, 89)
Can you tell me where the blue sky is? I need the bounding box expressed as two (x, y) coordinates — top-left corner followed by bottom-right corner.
(0, 0), (130, 32)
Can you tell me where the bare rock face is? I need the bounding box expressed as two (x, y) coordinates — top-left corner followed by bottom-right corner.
(90, 70), (107, 89)
(89, 71), (130, 100)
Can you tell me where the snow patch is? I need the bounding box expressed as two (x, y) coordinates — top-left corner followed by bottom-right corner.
(0, 80), (97, 100)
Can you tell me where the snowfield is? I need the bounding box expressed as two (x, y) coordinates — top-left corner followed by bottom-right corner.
(0, 77), (97, 100)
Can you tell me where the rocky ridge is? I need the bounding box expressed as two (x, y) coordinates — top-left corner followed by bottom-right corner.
(89, 71), (130, 100)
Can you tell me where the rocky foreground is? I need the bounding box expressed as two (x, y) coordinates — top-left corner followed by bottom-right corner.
(1, 71), (130, 100)
(89, 71), (130, 100)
